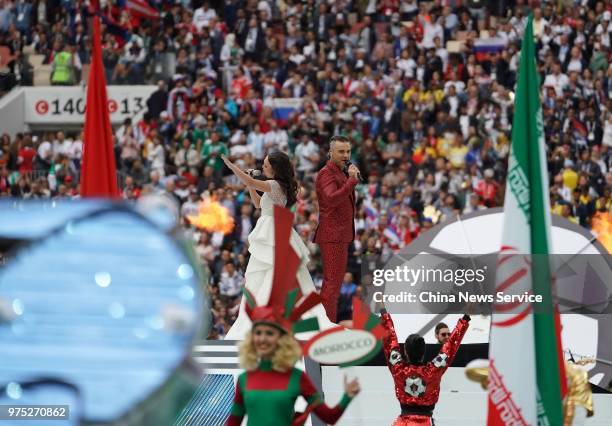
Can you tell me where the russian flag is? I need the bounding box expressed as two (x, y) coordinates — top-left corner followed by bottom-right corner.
(572, 118), (588, 145)
(363, 197), (378, 220)
(383, 225), (401, 247)
(364, 204), (377, 221)
(117, 0), (160, 20)
(270, 98), (303, 126)
(473, 37), (507, 61)
(363, 199), (379, 230)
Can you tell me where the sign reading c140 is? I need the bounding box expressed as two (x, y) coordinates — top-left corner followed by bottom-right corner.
(24, 86), (156, 124)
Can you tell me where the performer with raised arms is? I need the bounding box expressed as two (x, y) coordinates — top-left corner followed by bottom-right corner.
(380, 310), (470, 426)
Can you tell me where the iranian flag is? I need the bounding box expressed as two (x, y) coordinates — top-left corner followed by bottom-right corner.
(487, 16), (566, 426)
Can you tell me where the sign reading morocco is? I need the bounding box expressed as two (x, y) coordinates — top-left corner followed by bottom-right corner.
(304, 298), (385, 367)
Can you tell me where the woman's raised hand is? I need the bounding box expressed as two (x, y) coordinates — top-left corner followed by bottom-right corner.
(221, 154), (234, 170)
(343, 375), (361, 398)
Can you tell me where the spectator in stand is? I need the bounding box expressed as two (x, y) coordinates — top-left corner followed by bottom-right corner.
(0, 0), (609, 340)
(50, 42), (75, 85)
(474, 169), (499, 208)
(337, 272), (358, 325)
(218, 261), (243, 303)
(175, 137), (200, 177)
(294, 131), (320, 181)
(201, 131), (229, 181)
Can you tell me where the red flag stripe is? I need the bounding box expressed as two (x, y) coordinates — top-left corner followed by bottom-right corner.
(490, 304), (532, 327)
(495, 267), (528, 293)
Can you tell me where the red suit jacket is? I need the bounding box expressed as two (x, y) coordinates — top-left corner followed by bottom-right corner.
(314, 161), (358, 244)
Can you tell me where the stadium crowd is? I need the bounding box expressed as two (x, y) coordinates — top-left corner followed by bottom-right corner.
(0, 0), (611, 338)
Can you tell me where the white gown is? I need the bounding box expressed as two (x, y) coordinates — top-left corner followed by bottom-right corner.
(225, 180), (336, 340)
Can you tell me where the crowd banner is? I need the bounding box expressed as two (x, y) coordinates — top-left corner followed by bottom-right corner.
(269, 97), (304, 123)
(23, 86), (156, 125)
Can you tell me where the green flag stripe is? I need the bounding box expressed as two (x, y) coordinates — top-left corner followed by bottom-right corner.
(243, 289), (255, 308)
(284, 289), (299, 319)
(364, 314), (381, 332)
(292, 317), (319, 334)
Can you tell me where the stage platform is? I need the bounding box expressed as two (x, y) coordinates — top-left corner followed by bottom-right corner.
(183, 340), (612, 426)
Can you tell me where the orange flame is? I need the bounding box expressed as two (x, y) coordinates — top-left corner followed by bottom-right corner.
(592, 212), (612, 254)
(187, 198), (235, 234)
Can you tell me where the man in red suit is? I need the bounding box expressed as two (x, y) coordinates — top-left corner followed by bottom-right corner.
(314, 136), (360, 322)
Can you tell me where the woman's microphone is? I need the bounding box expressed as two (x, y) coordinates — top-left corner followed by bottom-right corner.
(246, 169), (262, 178)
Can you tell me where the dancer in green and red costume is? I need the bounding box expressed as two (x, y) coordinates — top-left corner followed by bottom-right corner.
(226, 206), (360, 426)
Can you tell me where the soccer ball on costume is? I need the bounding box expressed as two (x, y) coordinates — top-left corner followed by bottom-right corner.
(389, 350), (403, 366)
(432, 353), (448, 368)
(404, 376), (427, 397)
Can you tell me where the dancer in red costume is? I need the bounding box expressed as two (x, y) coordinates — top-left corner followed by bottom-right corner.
(315, 135), (360, 322)
(380, 310), (470, 425)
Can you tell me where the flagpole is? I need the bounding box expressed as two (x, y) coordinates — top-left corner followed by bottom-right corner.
(455, 212), (488, 316)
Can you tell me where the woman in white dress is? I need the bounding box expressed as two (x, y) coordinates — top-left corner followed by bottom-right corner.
(221, 152), (335, 340)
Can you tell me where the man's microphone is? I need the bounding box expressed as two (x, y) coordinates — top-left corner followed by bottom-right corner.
(344, 160), (363, 182)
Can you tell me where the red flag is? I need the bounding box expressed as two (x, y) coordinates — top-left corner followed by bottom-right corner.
(80, 16), (120, 198)
(122, 0), (160, 19)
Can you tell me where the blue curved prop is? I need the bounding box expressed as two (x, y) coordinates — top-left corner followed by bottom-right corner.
(0, 200), (205, 423)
